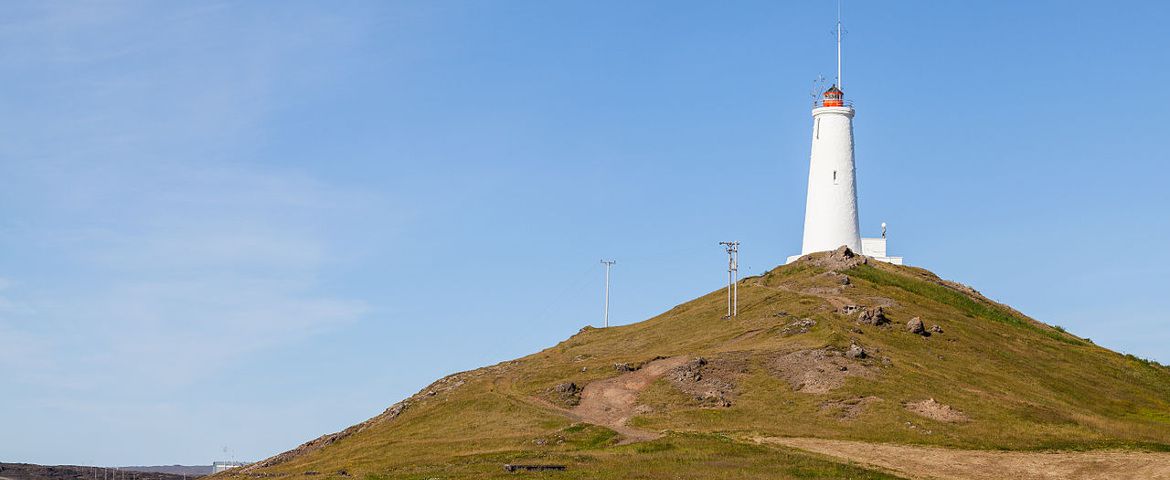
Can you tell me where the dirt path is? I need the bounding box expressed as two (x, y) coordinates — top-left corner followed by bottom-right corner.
(569, 356), (689, 443)
(756, 437), (1170, 480)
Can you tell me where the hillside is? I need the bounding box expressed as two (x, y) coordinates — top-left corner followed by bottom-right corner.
(217, 249), (1170, 479)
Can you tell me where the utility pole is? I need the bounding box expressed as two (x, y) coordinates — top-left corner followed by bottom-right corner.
(719, 241), (740, 318)
(600, 260), (615, 328)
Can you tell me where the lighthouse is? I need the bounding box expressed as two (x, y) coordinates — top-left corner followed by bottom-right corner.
(798, 84), (862, 255)
(787, 4), (902, 265)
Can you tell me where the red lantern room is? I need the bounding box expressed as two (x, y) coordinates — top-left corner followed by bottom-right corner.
(823, 85), (844, 107)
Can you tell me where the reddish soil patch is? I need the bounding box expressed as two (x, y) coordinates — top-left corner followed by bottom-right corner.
(571, 356), (690, 442)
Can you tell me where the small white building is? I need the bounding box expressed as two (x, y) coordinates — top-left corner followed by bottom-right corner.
(860, 224), (903, 265)
(212, 462), (246, 474)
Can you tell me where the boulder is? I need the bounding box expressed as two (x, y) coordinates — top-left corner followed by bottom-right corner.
(804, 245), (868, 270)
(671, 357), (706, 383)
(907, 317), (926, 335)
(782, 318), (817, 335)
(857, 307), (890, 326)
(846, 343), (867, 359)
(930, 324), (944, 334)
(551, 382), (582, 407)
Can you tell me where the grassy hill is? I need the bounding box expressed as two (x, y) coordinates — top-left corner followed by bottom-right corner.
(218, 249), (1170, 479)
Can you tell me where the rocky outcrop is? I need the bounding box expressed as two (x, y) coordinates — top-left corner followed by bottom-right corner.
(820, 271), (852, 286)
(550, 382), (582, 407)
(905, 398), (969, 422)
(667, 355), (747, 407)
(770, 348), (876, 394)
(782, 318), (817, 336)
(801, 246), (869, 271)
(907, 317), (926, 335)
(857, 307), (890, 326)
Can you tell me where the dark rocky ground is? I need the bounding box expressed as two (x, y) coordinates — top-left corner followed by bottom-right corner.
(119, 467), (210, 477)
(0, 464), (202, 480)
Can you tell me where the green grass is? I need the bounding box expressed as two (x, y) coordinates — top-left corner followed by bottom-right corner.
(846, 264), (1081, 344)
(357, 433), (907, 480)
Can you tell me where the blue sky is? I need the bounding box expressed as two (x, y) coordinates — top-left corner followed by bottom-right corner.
(1, 0), (1168, 466)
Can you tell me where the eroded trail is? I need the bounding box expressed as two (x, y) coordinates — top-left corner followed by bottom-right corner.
(570, 356), (689, 442)
(757, 437), (1170, 480)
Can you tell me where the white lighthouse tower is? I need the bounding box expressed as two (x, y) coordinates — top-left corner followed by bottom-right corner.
(787, 4), (902, 265)
(798, 84), (861, 255)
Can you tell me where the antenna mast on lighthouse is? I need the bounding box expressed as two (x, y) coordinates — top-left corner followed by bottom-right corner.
(836, 0), (843, 90)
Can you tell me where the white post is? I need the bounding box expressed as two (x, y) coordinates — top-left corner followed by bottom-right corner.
(719, 241), (740, 318)
(600, 260), (615, 328)
(732, 244), (739, 316)
(605, 265), (611, 328)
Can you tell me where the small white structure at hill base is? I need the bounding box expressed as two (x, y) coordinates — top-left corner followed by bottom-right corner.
(786, 8), (902, 266)
(212, 462), (247, 474)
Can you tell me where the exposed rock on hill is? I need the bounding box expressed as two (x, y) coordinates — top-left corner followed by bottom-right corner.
(781, 318), (817, 336)
(666, 354), (747, 407)
(857, 306), (889, 326)
(801, 245), (868, 270)
(549, 382), (582, 406)
(905, 398), (969, 423)
(907, 317), (926, 335)
(770, 348), (877, 394)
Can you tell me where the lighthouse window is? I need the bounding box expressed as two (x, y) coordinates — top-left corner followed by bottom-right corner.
(815, 119), (820, 139)
(833, 170), (838, 184)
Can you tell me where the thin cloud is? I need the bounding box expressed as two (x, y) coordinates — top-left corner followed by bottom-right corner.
(0, 2), (382, 394)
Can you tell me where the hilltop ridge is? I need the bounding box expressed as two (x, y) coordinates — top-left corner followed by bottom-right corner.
(218, 249), (1170, 479)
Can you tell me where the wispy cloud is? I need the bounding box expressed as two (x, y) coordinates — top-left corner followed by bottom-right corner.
(2, 169), (373, 391)
(0, 1), (380, 395)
